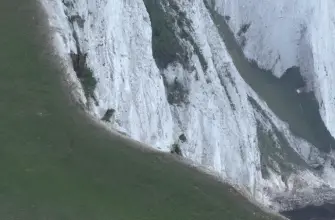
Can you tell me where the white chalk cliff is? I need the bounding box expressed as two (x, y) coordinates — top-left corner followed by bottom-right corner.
(40, 0), (335, 211)
(212, 0), (335, 140)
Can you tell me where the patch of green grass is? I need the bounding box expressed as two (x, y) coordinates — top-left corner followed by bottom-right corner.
(70, 52), (97, 104)
(64, 4), (97, 106)
(170, 143), (183, 156)
(101, 108), (115, 122)
(143, 0), (187, 69)
(143, 0), (207, 72)
(163, 76), (189, 105)
(179, 133), (187, 142)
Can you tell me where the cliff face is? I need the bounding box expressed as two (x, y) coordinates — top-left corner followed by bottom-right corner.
(41, 0), (335, 211)
(211, 0), (335, 141)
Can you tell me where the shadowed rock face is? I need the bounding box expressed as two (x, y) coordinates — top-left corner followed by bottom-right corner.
(281, 203), (335, 220)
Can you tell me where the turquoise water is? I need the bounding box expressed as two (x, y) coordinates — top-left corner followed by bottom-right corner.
(0, 1), (281, 219)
